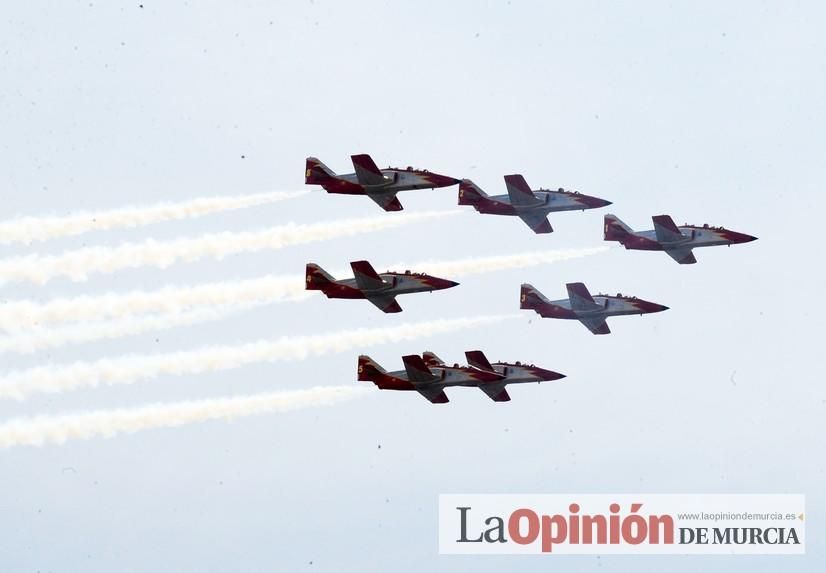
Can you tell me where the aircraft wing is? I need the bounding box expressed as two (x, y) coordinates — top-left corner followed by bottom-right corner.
(478, 383), (511, 402)
(518, 211), (553, 234)
(366, 191), (403, 212)
(652, 215), (685, 243)
(422, 351), (445, 367)
(566, 282), (602, 311)
(365, 293), (403, 313)
(504, 175), (543, 206)
(578, 316), (611, 335)
(416, 386), (450, 404)
(465, 350), (497, 374)
(402, 355), (439, 384)
(351, 154), (389, 186)
(350, 260), (388, 291)
(664, 247), (697, 264)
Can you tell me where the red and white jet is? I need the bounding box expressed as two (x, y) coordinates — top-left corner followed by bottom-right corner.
(520, 282), (669, 335)
(458, 175), (611, 233)
(305, 260), (458, 313)
(358, 350), (565, 403)
(604, 214), (757, 264)
(305, 154), (460, 211)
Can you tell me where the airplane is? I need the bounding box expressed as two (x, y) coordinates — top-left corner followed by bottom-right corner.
(604, 214), (758, 264)
(520, 282), (668, 335)
(305, 260), (459, 313)
(458, 174), (612, 233)
(357, 350), (565, 403)
(422, 350), (566, 402)
(305, 154), (461, 211)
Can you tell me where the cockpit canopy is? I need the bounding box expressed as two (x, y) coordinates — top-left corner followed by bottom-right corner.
(687, 223), (726, 231)
(387, 165), (428, 172)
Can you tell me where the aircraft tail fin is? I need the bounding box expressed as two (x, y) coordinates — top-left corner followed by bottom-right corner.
(305, 263), (336, 291)
(520, 283), (548, 310)
(305, 157), (336, 184)
(358, 355), (385, 382)
(604, 214), (633, 241)
(458, 179), (489, 206)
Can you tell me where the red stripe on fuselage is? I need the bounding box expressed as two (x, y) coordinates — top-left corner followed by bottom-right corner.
(370, 373), (416, 391)
(319, 179), (370, 195)
(621, 235), (664, 251)
(471, 200), (518, 216)
(319, 283), (366, 299)
(532, 303), (578, 319)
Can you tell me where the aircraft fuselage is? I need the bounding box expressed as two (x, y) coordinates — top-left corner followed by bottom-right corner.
(319, 272), (457, 300)
(467, 189), (609, 216)
(529, 295), (668, 320)
(619, 226), (757, 252)
(320, 169), (458, 196)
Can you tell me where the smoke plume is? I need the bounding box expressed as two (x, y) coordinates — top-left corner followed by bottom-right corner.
(0, 386), (369, 448)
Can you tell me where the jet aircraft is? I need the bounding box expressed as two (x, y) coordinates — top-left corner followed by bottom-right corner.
(604, 214), (757, 264)
(357, 350), (565, 403)
(305, 260), (458, 313)
(520, 282), (668, 335)
(458, 174), (612, 233)
(305, 154), (460, 211)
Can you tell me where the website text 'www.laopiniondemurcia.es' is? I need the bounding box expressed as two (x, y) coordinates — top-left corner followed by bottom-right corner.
(439, 494), (804, 555)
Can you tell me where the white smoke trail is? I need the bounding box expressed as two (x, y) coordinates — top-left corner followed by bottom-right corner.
(0, 247), (603, 332)
(0, 304), (280, 355)
(0, 210), (459, 285)
(0, 275), (309, 331)
(0, 190), (309, 245)
(0, 386), (369, 448)
(0, 314), (518, 400)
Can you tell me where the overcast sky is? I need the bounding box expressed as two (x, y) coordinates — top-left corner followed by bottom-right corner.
(1, 1), (824, 571)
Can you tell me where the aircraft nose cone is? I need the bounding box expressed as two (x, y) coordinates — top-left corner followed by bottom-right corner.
(531, 367), (565, 381)
(431, 278), (460, 290)
(579, 195), (613, 209)
(429, 173), (462, 188)
(722, 229), (758, 243)
(636, 300), (669, 313)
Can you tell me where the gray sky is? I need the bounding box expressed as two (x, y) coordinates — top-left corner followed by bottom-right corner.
(0, 1), (824, 571)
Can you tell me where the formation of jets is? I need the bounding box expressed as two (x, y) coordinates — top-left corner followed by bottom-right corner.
(358, 351), (565, 403)
(305, 153), (612, 234)
(303, 153), (758, 403)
